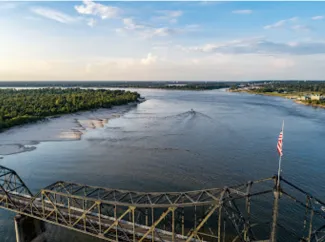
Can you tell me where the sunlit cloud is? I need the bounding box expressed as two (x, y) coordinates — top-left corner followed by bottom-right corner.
(141, 53), (157, 65)
(311, 15), (324, 20)
(75, 0), (121, 19)
(31, 7), (77, 24)
(152, 10), (183, 24)
(182, 38), (325, 55)
(264, 17), (298, 29)
(291, 24), (311, 32)
(117, 18), (197, 39)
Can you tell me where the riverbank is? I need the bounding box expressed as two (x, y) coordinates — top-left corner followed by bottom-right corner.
(229, 89), (325, 109)
(0, 103), (139, 156)
(0, 88), (140, 132)
(294, 100), (325, 108)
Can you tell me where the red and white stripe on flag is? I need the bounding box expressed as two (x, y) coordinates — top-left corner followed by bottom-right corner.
(277, 131), (283, 156)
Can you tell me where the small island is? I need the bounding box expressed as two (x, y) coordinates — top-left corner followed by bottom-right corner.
(0, 88), (140, 131)
(230, 81), (325, 108)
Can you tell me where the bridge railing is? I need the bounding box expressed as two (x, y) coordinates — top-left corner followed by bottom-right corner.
(1, 165), (325, 242)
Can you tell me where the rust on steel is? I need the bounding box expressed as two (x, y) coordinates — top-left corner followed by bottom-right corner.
(1, 165), (325, 242)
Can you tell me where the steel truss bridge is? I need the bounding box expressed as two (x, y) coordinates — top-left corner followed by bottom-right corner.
(1, 165), (325, 242)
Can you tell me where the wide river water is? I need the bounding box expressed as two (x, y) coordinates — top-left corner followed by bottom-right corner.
(0, 88), (325, 241)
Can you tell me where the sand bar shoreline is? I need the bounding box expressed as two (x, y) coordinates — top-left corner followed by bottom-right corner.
(0, 102), (141, 156)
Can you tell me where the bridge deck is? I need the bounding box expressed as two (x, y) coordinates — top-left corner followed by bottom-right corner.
(0, 192), (194, 242)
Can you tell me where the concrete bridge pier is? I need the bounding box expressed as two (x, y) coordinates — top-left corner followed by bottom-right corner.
(14, 215), (47, 242)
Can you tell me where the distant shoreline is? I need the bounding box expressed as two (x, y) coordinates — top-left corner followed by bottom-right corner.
(228, 89), (325, 109)
(0, 86), (230, 91)
(0, 81), (235, 91)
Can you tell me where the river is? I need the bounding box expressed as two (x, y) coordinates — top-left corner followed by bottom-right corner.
(0, 88), (325, 241)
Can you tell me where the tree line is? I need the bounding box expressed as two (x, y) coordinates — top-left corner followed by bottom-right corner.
(0, 88), (140, 131)
(248, 81), (325, 94)
(0, 81), (235, 90)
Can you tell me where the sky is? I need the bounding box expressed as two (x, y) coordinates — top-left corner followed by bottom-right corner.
(1, 1), (325, 81)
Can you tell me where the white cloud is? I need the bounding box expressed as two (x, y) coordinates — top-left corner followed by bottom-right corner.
(87, 18), (96, 27)
(141, 53), (157, 65)
(312, 15), (324, 20)
(31, 7), (76, 24)
(181, 37), (325, 56)
(291, 24), (311, 32)
(264, 20), (286, 29)
(152, 27), (178, 37)
(119, 18), (196, 38)
(75, 0), (121, 19)
(85, 54), (159, 76)
(123, 18), (146, 30)
(153, 10), (183, 23)
(287, 42), (298, 47)
(264, 17), (297, 29)
(289, 17), (299, 22)
(232, 9), (252, 14)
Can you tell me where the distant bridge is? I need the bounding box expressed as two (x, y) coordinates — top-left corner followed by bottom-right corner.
(0, 165), (325, 242)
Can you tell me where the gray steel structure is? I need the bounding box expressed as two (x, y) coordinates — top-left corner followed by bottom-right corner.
(0, 165), (325, 242)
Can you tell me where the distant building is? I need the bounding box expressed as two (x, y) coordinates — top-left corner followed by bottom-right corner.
(298, 96), (308, 101)
(311, 94), (320, 101)
(298, 94), (324, 101)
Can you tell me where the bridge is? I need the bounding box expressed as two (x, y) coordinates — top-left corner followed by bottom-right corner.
(0, 165), (325, 242)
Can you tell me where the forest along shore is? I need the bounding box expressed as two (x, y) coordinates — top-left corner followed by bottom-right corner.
(0, 88), (140, 131)
(0, 88), (141, 156)
(229, 81), (325, 109)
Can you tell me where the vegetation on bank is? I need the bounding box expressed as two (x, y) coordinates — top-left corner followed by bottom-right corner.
(0, 88), (140, 131)
(249, 81), (325, 93)
(148, 83), (231, 90)
(231, 81), (325, 108)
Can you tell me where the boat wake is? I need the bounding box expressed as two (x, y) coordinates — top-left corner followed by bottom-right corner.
(163, 109), (213, 121)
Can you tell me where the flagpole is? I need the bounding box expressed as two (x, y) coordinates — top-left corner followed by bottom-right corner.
(277, 120), (284, 188)
(271, 120), (285, 242)
(277, 155), (282, 188)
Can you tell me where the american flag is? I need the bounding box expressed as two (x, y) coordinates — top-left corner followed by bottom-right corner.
(277, 130), (283, 157)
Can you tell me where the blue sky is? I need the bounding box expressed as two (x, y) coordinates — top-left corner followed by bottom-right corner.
(1, 1), (325, 81)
